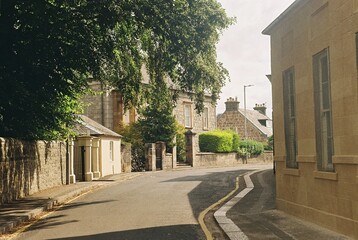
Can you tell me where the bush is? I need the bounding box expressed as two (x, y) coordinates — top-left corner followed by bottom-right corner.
(264, 135), (274, 151)
(232, 132), (240, 152)
(199, 130), (238, 153)
(238, 140), (264, 157)
(175, 123), (186, 162)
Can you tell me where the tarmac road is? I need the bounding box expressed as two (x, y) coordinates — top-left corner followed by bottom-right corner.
(12, 166), (255, 240)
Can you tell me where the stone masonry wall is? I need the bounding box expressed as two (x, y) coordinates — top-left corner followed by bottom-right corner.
(0, 138), (66, 205)
(174, 93), (216, 155)
(82, 82), (114, 130)
(121, 143), (132, 173)
(217, 111), (267, 142)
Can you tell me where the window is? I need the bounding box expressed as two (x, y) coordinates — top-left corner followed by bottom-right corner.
(283, 67), (298, 168)
(203, 107), (209, 130)
(110, 141), (114, 161)
(313, 48), (334, 171)
(184, 104), (192, 128)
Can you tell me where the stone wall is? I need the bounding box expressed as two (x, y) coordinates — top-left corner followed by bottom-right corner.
(195, 151), (273, 167)
(217, 111), (267, 142)
(0, 138), (66, 205)
(163, 154), (173, 170)
(121, 143), (132, 173)
(265, 0), (358, 238)
(195, 152), (240, 167)
(174, 93), (216, 155)
(82, 82), (114, 130)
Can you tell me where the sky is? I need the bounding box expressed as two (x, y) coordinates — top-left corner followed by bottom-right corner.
(215, 0), (296, 117)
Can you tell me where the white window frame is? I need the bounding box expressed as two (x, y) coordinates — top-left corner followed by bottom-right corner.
(283, 67), (298, 169)
(313, 48), (334, 172)
(184, 103), (192, 128)
(203, 107), (209, 130)
(109, 141), (114, 161)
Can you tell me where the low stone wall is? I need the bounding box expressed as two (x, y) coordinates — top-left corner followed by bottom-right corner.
(121, 143), (131, 173)
(0, 138), (66, 205)
(195, 152), (241, 167)
(244, 151), (274, 163)
(163, 153), (173, 170)
(195, 151), (273, 167)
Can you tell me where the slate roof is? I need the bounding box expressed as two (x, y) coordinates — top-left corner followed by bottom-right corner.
(238, 109), (273, 137)
(74, 115), (122, 138)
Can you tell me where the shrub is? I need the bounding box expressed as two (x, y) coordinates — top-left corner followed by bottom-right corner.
(264, 135), (274, 151)
(175, 123), (186, 162)
(232, 132), (240, 152)
(199, 130), (235, 153)
(239, 140), (264, 157)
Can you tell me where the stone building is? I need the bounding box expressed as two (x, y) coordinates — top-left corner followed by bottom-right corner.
(72, 115), (122, 182)
(263, 0), (358, 238)
(217, 97), (272, 142)
(82, 82), (217, 167)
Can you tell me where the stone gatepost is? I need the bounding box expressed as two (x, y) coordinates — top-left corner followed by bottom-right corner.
(156, 142), (166, 170)
(68, 139), (76, 184)
(145, 143), (156, 171)
(91, 138), (101, 179)
(185, 130), (196, 167)
(77, 136), (93, 181)
(172, 136), (177, 168)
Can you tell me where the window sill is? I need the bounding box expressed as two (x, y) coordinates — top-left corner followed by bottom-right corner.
(314, 171), (338, 181)
(283, 168), (300, 176)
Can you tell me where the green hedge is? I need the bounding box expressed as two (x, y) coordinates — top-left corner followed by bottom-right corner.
(199, 130), (240, 153)
(238, 140), (264, 157)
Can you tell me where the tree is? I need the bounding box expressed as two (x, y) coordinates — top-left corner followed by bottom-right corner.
(0, 0), (233, 139)
(137, 83), (177, 148)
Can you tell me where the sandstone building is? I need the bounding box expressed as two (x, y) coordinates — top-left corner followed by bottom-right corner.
(82, 81), (217, 166)
(263, 0), (358, 238)
(217, 97), (272, 142)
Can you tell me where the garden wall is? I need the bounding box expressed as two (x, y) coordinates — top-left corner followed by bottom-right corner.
(0, 138), (66, 205)
(195, 151), (273, 167)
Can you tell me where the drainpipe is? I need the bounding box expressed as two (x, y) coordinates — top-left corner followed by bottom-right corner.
(66, 138), (70, 185)
(101, 82), (105, 125)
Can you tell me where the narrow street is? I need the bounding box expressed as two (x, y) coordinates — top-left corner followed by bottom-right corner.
(12, 167), (256, 240)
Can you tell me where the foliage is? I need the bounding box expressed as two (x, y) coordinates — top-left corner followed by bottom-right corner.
(264, 135), (274, 151)
(137, 83), (177, 149)
(117, 122), (146, 172)
(238, 140), (264, 158)
(0, 0), (233, 139)
(175, 123), (186, 162)
(231, 131), (240, 152)
(199, 130), (236, 153)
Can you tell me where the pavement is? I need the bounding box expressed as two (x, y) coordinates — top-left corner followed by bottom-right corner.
(0, 172), (143, 235)
(222, 169), (351, 240)
(0, 166), (353, 239)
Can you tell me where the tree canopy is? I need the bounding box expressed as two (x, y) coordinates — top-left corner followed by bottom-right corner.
(0, 0), (233, 139)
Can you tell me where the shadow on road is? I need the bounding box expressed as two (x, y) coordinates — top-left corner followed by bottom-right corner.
(48, 224), (205, 240)
(163, 169), (251, 219)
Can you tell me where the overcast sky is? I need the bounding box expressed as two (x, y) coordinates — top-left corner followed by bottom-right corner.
(216, 0), (295, 117)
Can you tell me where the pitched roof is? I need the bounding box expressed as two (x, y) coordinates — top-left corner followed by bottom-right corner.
(238, 109), (273, 137)
(74, 115), (122, 138)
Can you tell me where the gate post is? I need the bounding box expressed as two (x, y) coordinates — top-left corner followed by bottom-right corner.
(156, 142), (166, 170)
(185, 130), (196, 167)
(145, 143), (156, 171)
(77, 136), (94, 181)
(68, 138), (76, 183)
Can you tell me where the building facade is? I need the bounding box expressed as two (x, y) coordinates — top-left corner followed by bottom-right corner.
(82, 82), (217, 165)
(263, 0), (358, 238)
(72, 115), (122, 182)
(217, 97), (272, 142)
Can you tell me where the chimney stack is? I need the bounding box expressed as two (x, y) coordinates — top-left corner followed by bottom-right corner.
(254, 103), (267, 115)
(225, 97), (240, 112)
